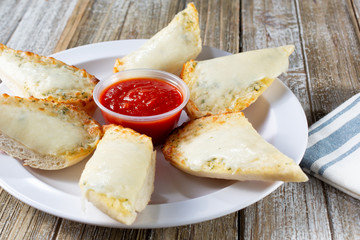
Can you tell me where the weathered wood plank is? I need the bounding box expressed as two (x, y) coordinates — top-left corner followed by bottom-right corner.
(196, 0), (240, 53)
(55, 0), (181, 52)
(323, 186), (360, 240)
(241, 178), (332, 240)
(55, 0), (240, 53)
(54, 0), (95, 54)
(297, 0), (360, 122)
(0, 0), (32, 44)
(240, 179), (333, 240)
(241, 0), (312, 123)
(0, 0), (77, 239)
(240, 1), (333, 239)
(1, 0), (359, 239)
(148, 214), (238, 240)
(296, 0), (360, 239)
(0, 0), (77, 55)
(0, 190), (60, 240)
(53, 0), (240, 239)
(351, 0), (360, 28)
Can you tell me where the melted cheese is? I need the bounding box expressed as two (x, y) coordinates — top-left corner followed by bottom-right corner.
(181, 118), (277, 172)
(0, 104), (89, 155)
(191, 45), (294, 110)
(118, 4), (201, 74)
(79, 130), (153, 207)
(0, 51), (93, 98)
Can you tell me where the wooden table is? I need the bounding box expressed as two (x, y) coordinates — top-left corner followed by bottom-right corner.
(1, 0), (359, 239)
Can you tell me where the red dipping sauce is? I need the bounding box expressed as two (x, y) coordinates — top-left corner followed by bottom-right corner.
(100, 78), (183, 117)
(93, 69), (190, 145)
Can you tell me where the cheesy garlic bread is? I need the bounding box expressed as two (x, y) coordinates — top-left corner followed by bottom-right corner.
(113, 2), (202, 75)
(162, 112), (308, 182)
(0, 43), (99, 114)
(0, 94), (102, 170)
(79, 125), (156, 225)
(181, 45), (295, 119)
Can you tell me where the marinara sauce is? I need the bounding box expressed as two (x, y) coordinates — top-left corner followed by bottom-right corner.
(99, 77), (184, 145)
(100, 78), (183, 116)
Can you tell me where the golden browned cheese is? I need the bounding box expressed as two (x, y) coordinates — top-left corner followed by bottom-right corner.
(181, 45), (295, 119)
(163, 112), (308, 182)
(0, 94), (103, 170)
(0, 43), (99, 115)
(79, 125), (156, 225)
(113, 2), (202, 75)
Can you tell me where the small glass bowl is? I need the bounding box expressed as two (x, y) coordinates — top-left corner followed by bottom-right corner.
(93, 69), (190, 145)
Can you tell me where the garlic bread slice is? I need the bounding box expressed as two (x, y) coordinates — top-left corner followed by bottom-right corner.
(0, 43), (99, 114)
(0, 94), (102, 170)
(181, 45), (294, 119)
(162, 112), (308, 182)
(113, 2), (202, 75)
(79, 125), (156, 225)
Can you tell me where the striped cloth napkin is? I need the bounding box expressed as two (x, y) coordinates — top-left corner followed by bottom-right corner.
(301, 93), (360, 200)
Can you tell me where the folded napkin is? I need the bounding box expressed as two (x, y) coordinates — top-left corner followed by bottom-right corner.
(301, 92), (360, 200)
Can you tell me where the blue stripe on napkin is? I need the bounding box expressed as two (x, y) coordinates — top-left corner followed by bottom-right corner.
(302, 115), (360, 171)
(318, 141), (360, 175)
(308, 96), (360, 136)
(301, 93), (360, 176)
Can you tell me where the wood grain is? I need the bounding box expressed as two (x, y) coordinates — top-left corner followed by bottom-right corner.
(54, 1), (240, 238)
(0, 0), (77, 239)
(350, 0), (360, 37)
(54, 0), (184, 52)
(241, 0), (312, 123)
(196, 0), (240, 53)
(0, 0), (360, 239)
(0, 0), (76, 55)
(0, 0), (32, 44)
(239, 1), (331, 239)
(54, 0), (240, 238)
(297, 0), (360, 239)
(0, 190), (59, 240)
(241, 180), (332, 239)
(297, 0), (360, 122)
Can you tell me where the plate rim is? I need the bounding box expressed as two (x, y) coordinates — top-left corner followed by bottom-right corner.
(0, 39), (308, 228)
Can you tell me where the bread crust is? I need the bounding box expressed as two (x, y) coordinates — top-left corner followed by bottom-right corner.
(79, 125), (155, 225)
(181, 45), (295, 119)
(113, 2), (202, 74)
(182, 60), (275, 119)
(0, 94), (103, 170)
(162, 112), (308, 182)
(0, 43), (99, 115)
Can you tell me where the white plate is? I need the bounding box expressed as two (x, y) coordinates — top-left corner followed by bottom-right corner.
(0, 40), (308, 228)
